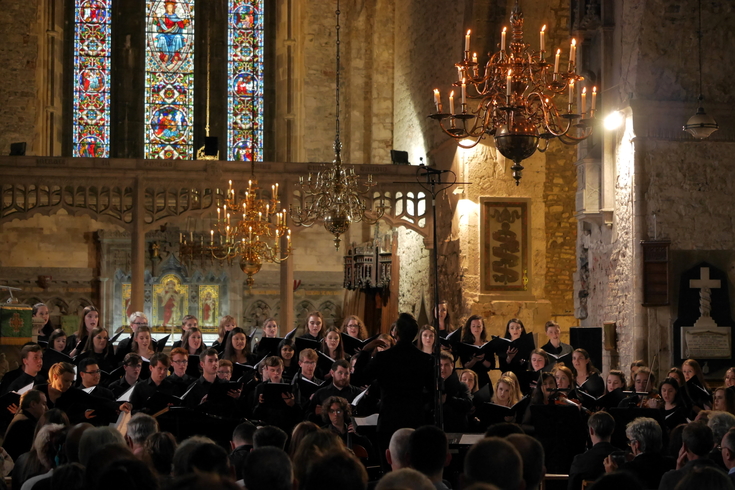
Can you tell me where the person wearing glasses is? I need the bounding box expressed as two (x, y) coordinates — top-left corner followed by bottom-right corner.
(109, 353), (143, 398)
(168, 346), (195, 396)
(321, 395), (371, 453)
(116, 312), (149, 362)
(76, 357), (132, 425)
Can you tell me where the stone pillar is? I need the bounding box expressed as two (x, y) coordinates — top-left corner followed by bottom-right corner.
(130, 178), (145, 311)
(280, 181), (294, 329)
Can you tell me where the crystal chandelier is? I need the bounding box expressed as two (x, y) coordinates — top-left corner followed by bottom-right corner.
(430, 0), (595, 185)
(290, 0), (384, 250)
(178, 165), (292, 288)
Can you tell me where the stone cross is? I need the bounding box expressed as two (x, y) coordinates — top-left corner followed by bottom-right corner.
(690, 267), (721, 327)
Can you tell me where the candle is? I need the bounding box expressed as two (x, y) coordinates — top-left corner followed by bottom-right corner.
(554, 49), (560, 74)
(568, 80), (574, 107)
(179, 232), (182, 243)
(472, 52), (477, 64)
(581, 87), (587, 115)
(457, 66), (463, 82)
(210, 230), (213, 245)
(461, 78), (466, 105)
(433, 89), (441, 112)
(449, 90), (455, 115)
(465, 30), (471, 52)
(227, 213), (231, 225)
(274, 183), (279, 199)
(228, 180), (232, 190)
(501, 27), (507, 52)
(540, 25), (546, 52)
(570, 38), (577, 64)
(506, 69), (512, 98)
(189, 232), (193, 242)
(266, 204), (269, 216)
(217, 207), (220, 220)
(591, 86), (597, 117)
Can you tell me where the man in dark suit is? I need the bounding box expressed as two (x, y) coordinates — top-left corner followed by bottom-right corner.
(352, 312), (434, 452)
(658, 421), (720, 490)
(568, 411), (617, 490)
(721, 427), (735, 485)
(604, 416), (675, 490)
(2, 389), (47, 460)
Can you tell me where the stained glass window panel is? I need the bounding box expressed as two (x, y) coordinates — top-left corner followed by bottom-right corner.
(228, 1), (264, 162)
(145, 0), (195, 160)
(73, 0), (112, 158)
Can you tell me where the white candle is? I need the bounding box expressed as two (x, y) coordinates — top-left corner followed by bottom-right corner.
(433, 89), (441, 112)
(217, 207), (220, 220)
(449, 90), (455, 115)
(461, 78), (466, 105)
(210, 230), (213, 245)
(506, 69), (512, 98)
(472, 52), (477, 64)
(591, 86), (597, 117)
(570, 38), (577, 64)
(501, 27), (507, 51)
(465, 30), (471, 51)
(581, 87), (587, 115)
(274, 183), (278, 199)
(540, 25), (546, 52)
(568, 80), (574, 106)
(554, 49), (561, 74)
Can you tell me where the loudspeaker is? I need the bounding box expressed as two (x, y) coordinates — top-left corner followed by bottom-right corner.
(390, 149), (409, 165)
(569, 327), (603, 371)
(9, 142), (26, 156)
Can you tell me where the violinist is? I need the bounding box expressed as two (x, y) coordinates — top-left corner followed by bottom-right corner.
(521, 372), (560, 424)
(617, 367), (657, 408)
(658, 377), (688, 432)
(552, 364), (579, 400)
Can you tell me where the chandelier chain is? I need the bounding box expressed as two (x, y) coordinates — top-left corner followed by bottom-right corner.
(335, 1), (341, 152)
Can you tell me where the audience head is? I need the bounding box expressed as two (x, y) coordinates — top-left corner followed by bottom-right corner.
(682, 421), (714, 457)
(302, 451), (367, 490)
(171, 435), (216, 477)
(189, 443), (233, 477)
(79, 426), (126, 467)
(144, 431), (177, 477)
(19, 389), (47, 420)
(408, 425), (449, 480)
(708, 411), (735, 444)
(289, 421), (320, 458)
(464, 437), (523, 490)
(387, 428), (415, 471)
(253, 425), (288, 450)
(292, 430), (347, 484)
(485, 423), (524, 438)
(65, 423), (93, 463)
(34, 423), (68, 470)
(506, 434), (544, 490)
(588, 472), (643, 490)
(232, 421), (256, 449)
(50, 463), (85, 490)
(588, 411), (615, 441)
(95, 457), (159, 490)
(721, 428), (735, 470)
(375, 468), (434, 490)
(676, 466), (734, 490)
(625, 417), (662, 454)
(126, 413), (159, 448)
(243, 447), (293, 490)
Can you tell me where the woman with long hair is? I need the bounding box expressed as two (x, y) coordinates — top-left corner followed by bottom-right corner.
(212, 315), (237, 352)
(552, 364), (578, 399)
(33, 303), (53, 342)
(130, 325), (155, 360)
(571, 348), (604, 397)
(80, 327), (116, 373)
(321, 327), (346, 361)
(223, 327), (251, 365)
(277, 338), (299, 382)
(434, 300), (455, 338)
(48, 329), (67, 353)
(181, 327), (205, 356)
(415, 325), (437, 355)
(67, 306), (99, 357)
(713, 386), (735, 415)
(498, 318), (532, 374)
(35, 362), (76, 408)
(299, 312), (324, 341)
(659, 377), (689, 432)
(459, 315), (492, 389)
(725, 367), (735, 388)
(606, 369), (626, 393)
(682, 358), (712, 412)
(341, 315), (368, 340)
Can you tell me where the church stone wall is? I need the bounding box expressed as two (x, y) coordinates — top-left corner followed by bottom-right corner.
(396, 227), (430, 321)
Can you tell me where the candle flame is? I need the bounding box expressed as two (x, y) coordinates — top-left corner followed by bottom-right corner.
(508, 69), (512, 76)
(572, 38), (577, 46)
(557, 48), (561, 55)
(582, 87), (587, 94)
(593, 86), (597, 93)
(450, 90), (454, 97)
(541, 25), (546, 32)
(462, 77), (466, 84)
(434, 88), (439, 94)
(467, 29), (471, 35)
(502, 27), (507, 33)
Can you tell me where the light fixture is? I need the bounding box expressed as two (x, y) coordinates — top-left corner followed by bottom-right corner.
(604, 110), (623, 130)
(430, 1), (596, 185)
(197, 27), (220, 160)
(180, 163), (292, 288)
(290, 0), (384, 249)
(683, 0), (718, 140)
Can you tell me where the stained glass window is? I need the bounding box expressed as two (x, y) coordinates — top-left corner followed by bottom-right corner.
(73, 0), (112, 158)
(145, 0), (195, 159)
(228, 1), (264, 162)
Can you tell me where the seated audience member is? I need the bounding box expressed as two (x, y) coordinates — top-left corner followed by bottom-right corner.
(109, 353), (143, 398)
(386, 428), (415, 471)
(252, 357), (302, 433)
(5, 344), (45, 394)
(588, 472), (644, 490)
(230, 421), (256, 480)
(78, 426), (127, 467)
(603, 417), (674, 489)
(242, 447), (294, 490)
(306, 359), (362, 421)
(144, 432), (177, 482)
(302, 451), (368, 490)
(375, 468), (434, 490)
(171, 435), (216, 478)
(168, 473), (241, 490)
(439, 352), (473, 432)
(568, 411), (617, 490)
(292, 430), (348, 484)
(125, 413), (159, 457)
(19, 423), (69, 490)
(2, 389), (48, 461)
(65, 423), (93, 464)
(92, 457), (159, 490)
(408, 425), (451, 489)
(675, 467), (734, 490)
(658, 421), (719, 490)
(189, 443), (234, 478)
(253, 425), (288, 450)
(463, 437), (524, 490)
(288, 421), (320, 458)
(485, 422), (525, 438)
(506, 434), (545, 490)
(720, 427), (735, 485)
(48, 462), (85, 490)
(708, 411), (735, 469)
(129, 352), (177, 413)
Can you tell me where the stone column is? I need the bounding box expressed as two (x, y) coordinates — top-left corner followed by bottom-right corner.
(130, 178), (146, 311)
(279, 181), (294, 329)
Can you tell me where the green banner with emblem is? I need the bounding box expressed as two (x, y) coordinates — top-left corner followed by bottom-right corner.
(0, 305), (33, 345)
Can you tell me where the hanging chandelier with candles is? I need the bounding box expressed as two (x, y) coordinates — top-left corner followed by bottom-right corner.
(290, 0), (384, 250)
(180, 166), (292, 288)
(430, 0), (596, 185)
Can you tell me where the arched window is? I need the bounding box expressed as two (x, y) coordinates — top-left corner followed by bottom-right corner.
(227, 1), (264, 162)
(72, 0), (112, 158)
(144, 0), (195, 160)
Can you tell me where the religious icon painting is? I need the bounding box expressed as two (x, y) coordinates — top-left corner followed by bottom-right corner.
(73, 0), (112, 158)
(122, 283), (133, 326)
(228, 0), (264, 162)
(480, 199), (531, 292)
(152, 274), (189, 328)
(145, 0), (195, 159)
(198, 285), (219, 330)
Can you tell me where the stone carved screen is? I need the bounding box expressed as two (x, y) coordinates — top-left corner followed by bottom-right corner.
(228, 0), (264, 161)
(73, 0), (112, 158)
(480, 199), (530, 292)
(145, 0), (195, 159)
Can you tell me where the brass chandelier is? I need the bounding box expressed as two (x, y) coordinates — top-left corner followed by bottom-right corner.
(180, 165), (291, 288)
(430, 0), (595, 185)
(290, 0), (384, 250)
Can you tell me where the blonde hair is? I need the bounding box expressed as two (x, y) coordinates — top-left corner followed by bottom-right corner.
(218, 315), (237, 340)
(492, 376), (520, 406)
